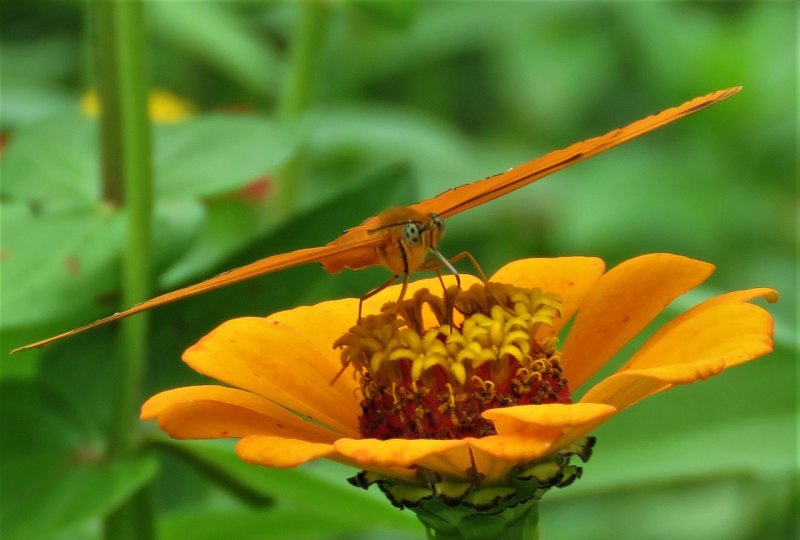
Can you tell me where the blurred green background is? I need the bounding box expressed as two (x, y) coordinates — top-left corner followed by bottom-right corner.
(1, 2), (796, 539)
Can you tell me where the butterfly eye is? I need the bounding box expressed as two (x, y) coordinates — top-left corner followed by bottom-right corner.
(402, 222), (423, 247)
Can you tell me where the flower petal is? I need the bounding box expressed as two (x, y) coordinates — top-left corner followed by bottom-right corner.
(183, 317), (359, 436)
(623, 301), (775, 371)
(141, 385), (338, 442)
(490, 257), (606, 334)
(481, 403), (616, 436)
(237, 435), (336, 468)
(267, 298), (361, 377)
(467, 434), (554, 462)
(685, 287), (778, 312)
(561, 253), (714, 389)
(334, 437), (468, 468)
(579, 360), (726, 412)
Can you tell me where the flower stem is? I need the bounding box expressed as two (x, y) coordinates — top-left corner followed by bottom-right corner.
(417, 501), (540, 540)
(273, 0), (329, 220)
(92, 0), (154, 538)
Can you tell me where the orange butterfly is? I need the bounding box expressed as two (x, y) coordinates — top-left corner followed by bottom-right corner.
(12, 86), (740, 353)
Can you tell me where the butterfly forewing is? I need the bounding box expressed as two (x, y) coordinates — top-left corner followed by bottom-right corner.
(411, 86), (740, 219)
(12, 87), (740, 353)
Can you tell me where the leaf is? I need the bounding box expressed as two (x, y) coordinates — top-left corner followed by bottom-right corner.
(152, 198), (206, 272)
(1, 203), (125, 328)
(159, 161), (417, 290)
(148, 2), (280, 96)
(346, 0), (420, 28)
(1, 112), (99, 204)
(154, 438), (419, 532)
(154, 114), (301, 199)
(0, 381), (157, 540)
(159, 508), (361, 540)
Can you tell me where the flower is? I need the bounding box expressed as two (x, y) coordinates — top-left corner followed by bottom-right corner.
(141, 254), (776, 529)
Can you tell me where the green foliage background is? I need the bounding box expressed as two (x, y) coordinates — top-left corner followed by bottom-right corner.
(1, 2), (796, 539)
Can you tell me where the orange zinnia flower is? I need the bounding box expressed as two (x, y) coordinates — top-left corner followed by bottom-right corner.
(141, 253), (775, 532)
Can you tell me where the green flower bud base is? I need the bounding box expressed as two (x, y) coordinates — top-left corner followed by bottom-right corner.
(349, 437), (596, 540)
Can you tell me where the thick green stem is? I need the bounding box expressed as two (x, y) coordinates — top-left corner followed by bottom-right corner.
(273, 1), (329, 220)
(418, 501), (540, 540)
(92, 0), (154, 538)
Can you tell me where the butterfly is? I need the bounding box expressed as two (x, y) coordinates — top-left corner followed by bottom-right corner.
(12, 86), (740, 353)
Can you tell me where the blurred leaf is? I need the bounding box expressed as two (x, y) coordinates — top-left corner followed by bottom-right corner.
(0, 37), (79, 127)
(1, 112), (99, 204)
(149, 2), (280, 96)
(306, 106), (473, 200)
(0, 80), (76, 128)
(159, 508), (361, 540)
(541, 472), (789, 540)
(347, 0), (419, 28)
(0, 382), (157, 540)
(159, 161), (417, 290)
(158, 197), (270, 288)
(154, 439), (418, 533)
(152, 198), (206, 272)
(1, 203), (124, 328)
(154, 114), (301, 198)
(0, 36), (77, 83)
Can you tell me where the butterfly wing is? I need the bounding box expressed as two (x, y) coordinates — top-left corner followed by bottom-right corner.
(412, 86), (741, 219)
(13, 87), (740, 353)
(12, 236), (387, 353)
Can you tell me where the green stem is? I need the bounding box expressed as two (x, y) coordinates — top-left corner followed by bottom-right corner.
(273, 1), (329, 220)
(92, 0), (154, 538)
(416, 501), (540, 540)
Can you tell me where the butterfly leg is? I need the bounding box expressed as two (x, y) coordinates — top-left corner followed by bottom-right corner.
(358, 274), (402, 322)
(423, 251), (514, 316)
(419, 252), (463, 329)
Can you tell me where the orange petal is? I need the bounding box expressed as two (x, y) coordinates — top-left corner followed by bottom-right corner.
(481, 402), (616, 436)
(561, 254), (714, 389)
(686, 287), (778, 311)
(623, 301), (775, 371)
(141, 385), (338, 442)
(490, 257), (606, 334)
(267, 298), (361, 379)
(334, 437), (468, 468)
(237, 435), (336, 468)
(467, 434), (554, 462)
(183, 317), (360, 436)
(579, 359), (726, 412)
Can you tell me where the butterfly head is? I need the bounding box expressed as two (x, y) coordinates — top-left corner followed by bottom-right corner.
(402, 213), (445, 251)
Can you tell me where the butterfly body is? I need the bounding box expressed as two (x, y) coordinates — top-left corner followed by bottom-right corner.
(322, 207), (443, 275)
(11, 86), (741, 353)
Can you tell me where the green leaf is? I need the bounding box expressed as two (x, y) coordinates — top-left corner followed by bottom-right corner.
(159, 508), (363, 540)
(154, 114), (301, 198)
(346, 0), (419, 28)
(157, 197), (271, 288)
(159, 161), (417, 290)
(0, 382), (157, 540)
(152, 198), (206, 272)
(1, 112), (99, 204)
(306, 106), (473, 200)
(148, 2), (280, 96)
(154, 439), (418, 532)
(1, 203), (125, 328)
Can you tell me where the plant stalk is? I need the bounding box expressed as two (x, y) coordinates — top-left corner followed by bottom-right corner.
(273, 0), (329, 220)
(92, 0), (154, 538)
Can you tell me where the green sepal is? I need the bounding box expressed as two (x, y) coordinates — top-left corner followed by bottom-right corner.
(347, 437), (597, 539)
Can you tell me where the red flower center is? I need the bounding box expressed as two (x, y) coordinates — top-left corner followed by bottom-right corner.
(335, 284), (572, 440)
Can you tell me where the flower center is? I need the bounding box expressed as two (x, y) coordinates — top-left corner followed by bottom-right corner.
(335, 283), (571, 440)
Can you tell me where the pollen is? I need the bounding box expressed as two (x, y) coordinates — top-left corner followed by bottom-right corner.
(335, 283), (571, 440)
